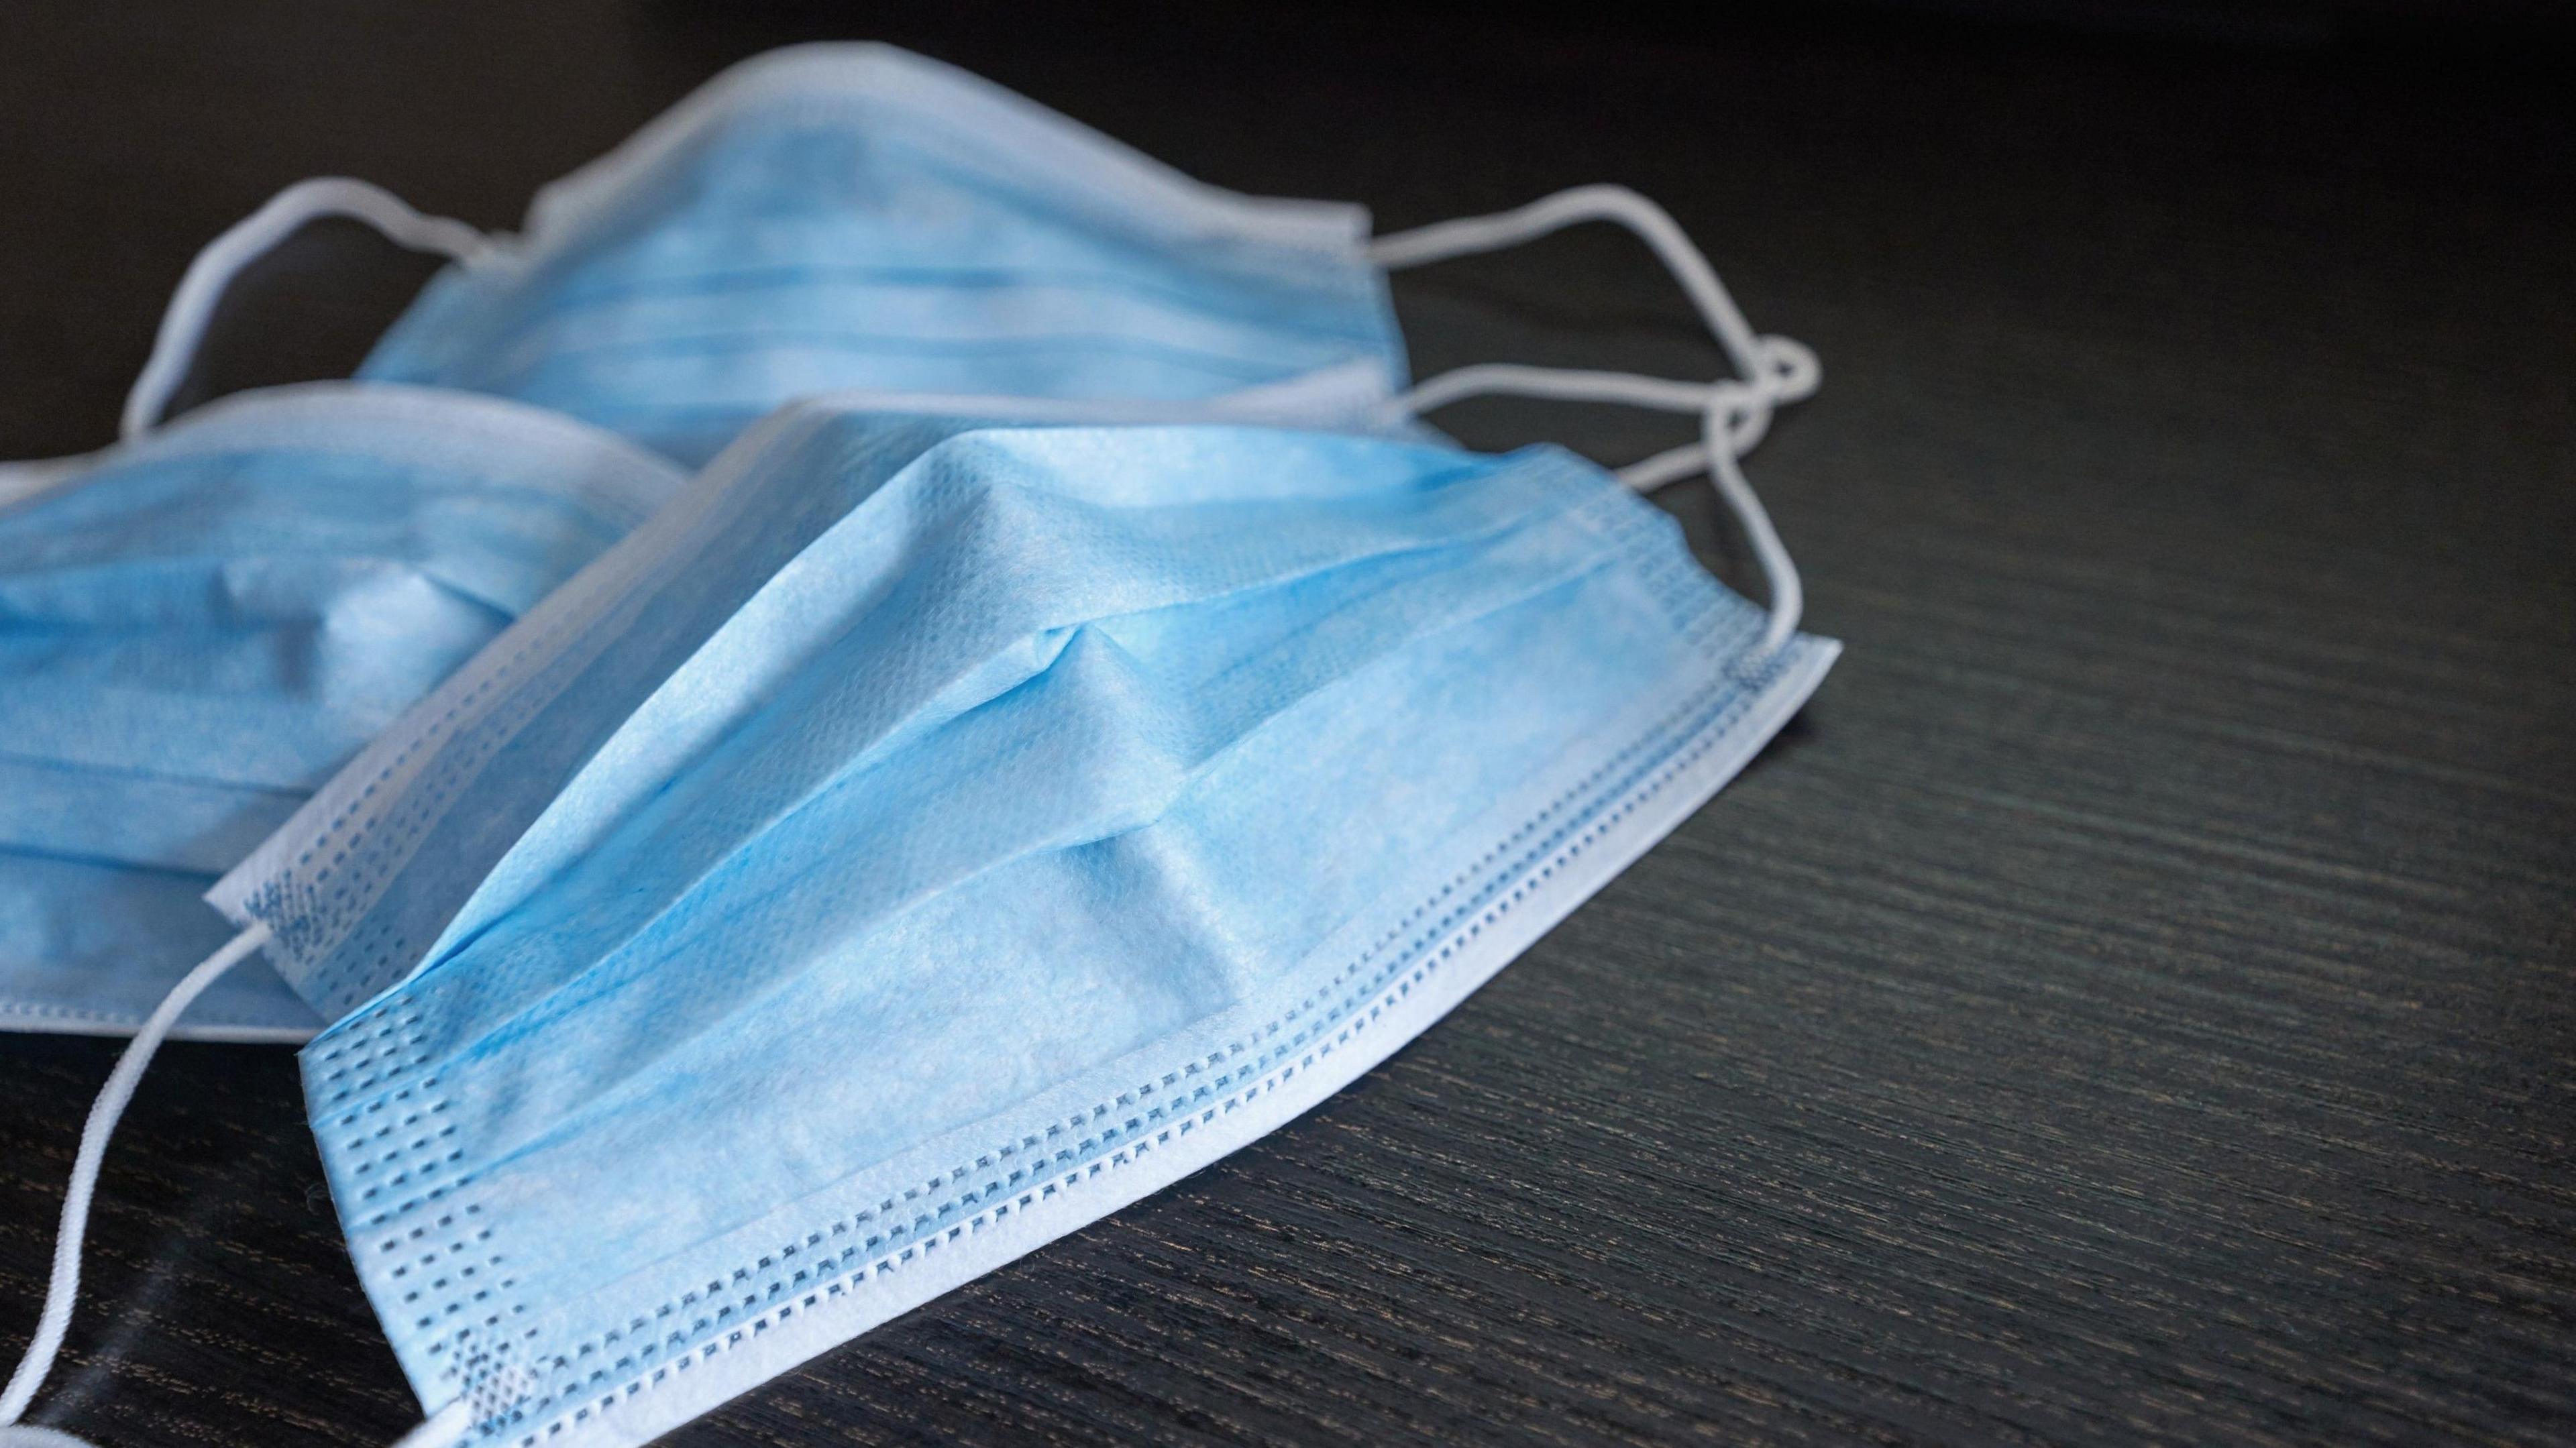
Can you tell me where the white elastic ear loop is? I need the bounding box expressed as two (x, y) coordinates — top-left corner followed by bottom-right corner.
(0, 923), (462, 1448)
(120, 178), (490, 440)
(1368, 184), (1818, 657)
(0, 925), (270, 1431)
(1366, 183), (1772, 381)
(1638, 387), (1803, 657)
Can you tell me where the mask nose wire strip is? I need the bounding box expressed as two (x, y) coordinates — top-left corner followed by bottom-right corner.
(1366, 184), (1817, 657)
(0, 924), (272, 1431)
(119, 177), (493, 441)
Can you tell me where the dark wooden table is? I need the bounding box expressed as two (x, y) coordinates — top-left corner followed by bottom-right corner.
(3, 3), (2570, 1444)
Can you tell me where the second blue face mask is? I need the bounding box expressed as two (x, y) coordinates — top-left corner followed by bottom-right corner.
(0, 384), (686, 1043)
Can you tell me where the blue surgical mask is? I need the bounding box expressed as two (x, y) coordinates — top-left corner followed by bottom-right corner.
(133, 44), (1817, 486)
(0, 383), (686, 1045)
(1, 400), (1834, 1448)
(127, 45), (1410, 470)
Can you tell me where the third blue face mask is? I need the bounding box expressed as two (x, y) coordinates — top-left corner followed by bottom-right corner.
(131, 44), (1819, 484)
(131, 45), (1411, 470)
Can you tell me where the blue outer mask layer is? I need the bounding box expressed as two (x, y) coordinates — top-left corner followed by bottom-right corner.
(212, 402), (1837, 1447)
(0, 384), (685, 1041)
(356, 44), (1409, 467)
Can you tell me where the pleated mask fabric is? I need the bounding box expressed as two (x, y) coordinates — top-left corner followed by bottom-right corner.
(198, 402), (1837, 1447)
(129, 45), (1808, 506)
(350, 43), (1406, 467)
(0, 384), (686, 1042)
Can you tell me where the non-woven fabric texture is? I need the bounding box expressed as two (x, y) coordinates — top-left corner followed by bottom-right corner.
(212, 402), (1835, 1446)
(0, 383), (686, 1041)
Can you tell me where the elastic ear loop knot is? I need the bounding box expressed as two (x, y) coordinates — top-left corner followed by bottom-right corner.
(120, 177), (491, 440)
(1368, 184), (1817, 659)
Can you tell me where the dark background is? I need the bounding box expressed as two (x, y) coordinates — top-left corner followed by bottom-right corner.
(2, 3), (2571, 1445)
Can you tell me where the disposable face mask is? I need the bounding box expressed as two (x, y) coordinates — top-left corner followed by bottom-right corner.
(0, 384), (686, 1046)
(135, 44), (1815, 482)
(126, 44), (1409, 470)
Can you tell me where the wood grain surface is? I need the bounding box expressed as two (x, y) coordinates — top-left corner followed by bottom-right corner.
(2, 3), (2569, 1445)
